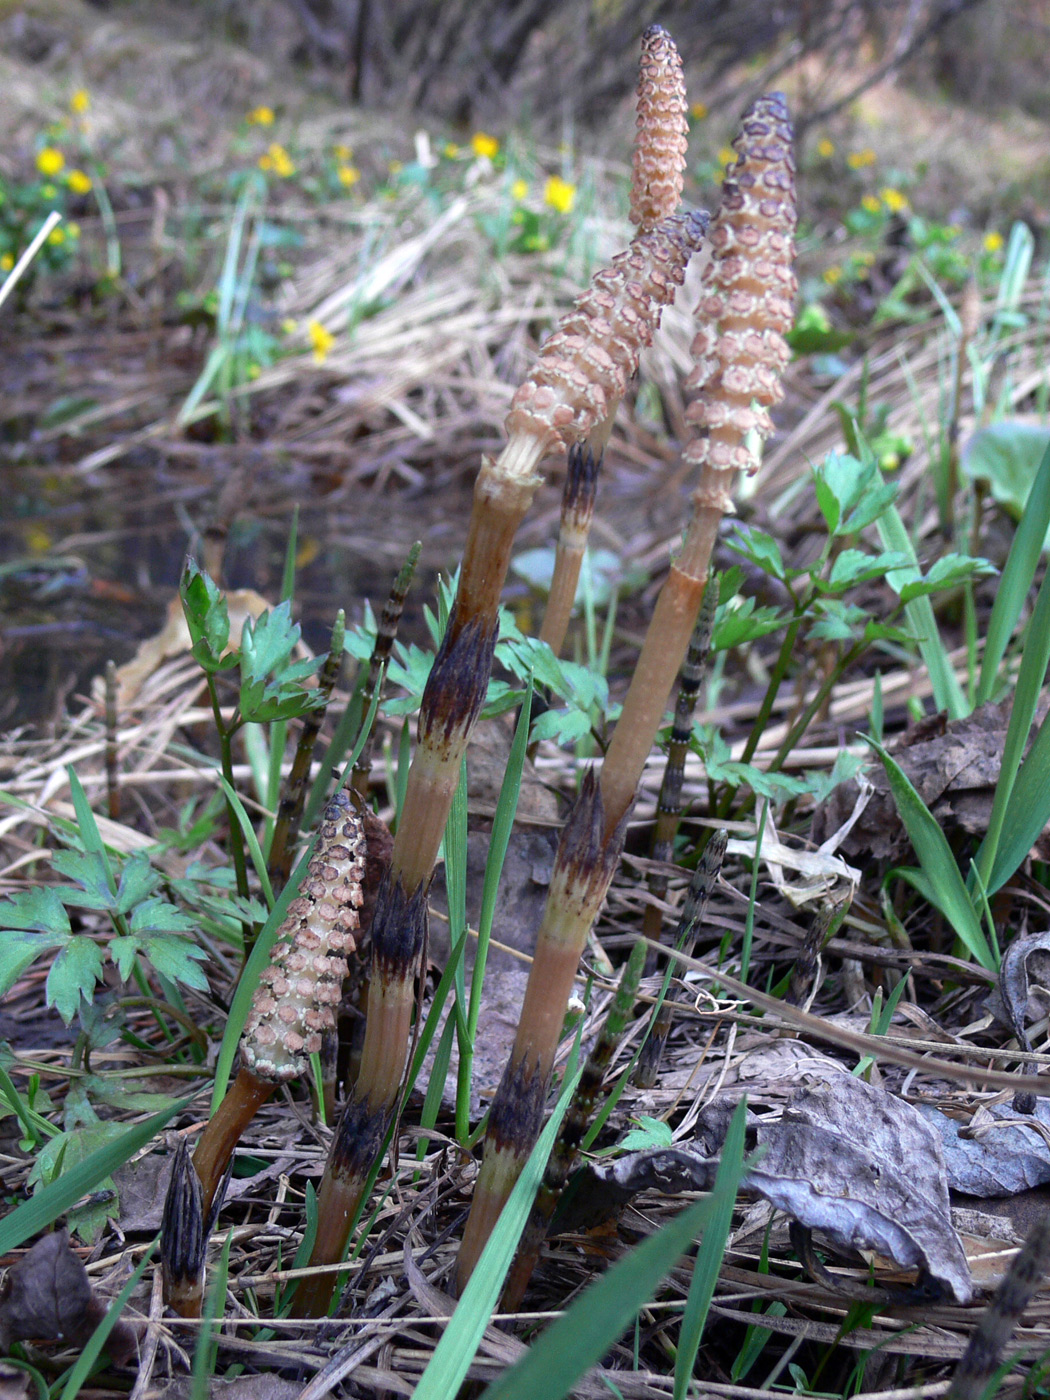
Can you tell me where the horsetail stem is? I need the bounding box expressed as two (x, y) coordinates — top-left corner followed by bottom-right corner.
(635, 827), (728, 1090)
(538, 443), (602, 654)
(502, 935), (648, 1309)
(458, 93), (796, 1291)
(161, 791), (365, 1314)
(641, 581), (718, 977)
(540, 29), (689, 656)
(299, 195), (709, 1321)
(268, 610), (346, 892)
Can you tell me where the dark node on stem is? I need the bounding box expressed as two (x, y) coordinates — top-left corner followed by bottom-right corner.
(552, 768), (629, 905)
(562, 442), (601, 520)
(369, 869), (431, 975)
(161, 1139), (205, 1315)
(417, 607), (499, 751)
(487, 1051), (548, 1155)
(327, 1092), (391, 1181)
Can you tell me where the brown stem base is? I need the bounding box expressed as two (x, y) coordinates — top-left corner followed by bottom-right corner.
(192, 1067), (275, 1220)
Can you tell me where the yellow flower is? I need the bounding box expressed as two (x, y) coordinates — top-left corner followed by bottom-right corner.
(0, 253), (13, 272)
(333, 143), (352, 161)
(337, 164), (360, 188)
(880, 186), (908, 212)
(67, 169), (92, 195)
(71, 89), (90, 114)
(247, 105), (275, 126)
(36, 147), (65, 177)
(246, 363), (261, 380)
(983, 230), (1004, 253)
(388, 159), (403, 176)
(260, 143), (295, 177)
(690, 102), (708, 120)
(823, 264), (843, 285)
(66, 222), (80, 239)
(510, 178), (528, 201)
(718, 146), (736, 168)
(861, 194), (881, 214)
(847, 148), (876, 169)
(471, 132), (499, 159)
(543, 175), (576, 214)
(48, 227), (66, 245)
(307, 319), (335, 365)
(443, 142), (460, 158)
(25, 524), (52, 553)
(816, 137), (835, 158)
(280, 317), (298, 335)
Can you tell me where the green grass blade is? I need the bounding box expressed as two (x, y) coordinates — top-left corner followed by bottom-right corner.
(976, 437), (1050, 705)
(673, 1099), (747, 1400)
(865, 738), (996, 970)
(876, 501), (968, 719)
(57, 1240), (157, 1400)
(218, 774), (274, 909)
(413, 1057), (583, 1400)
(191, 1230), (233, 1400)
(0, 1099), (190, 1254)
(987, 705), (1050, 894)
(974, 555), (1050, 890)
(482, 1120), (752, 1400)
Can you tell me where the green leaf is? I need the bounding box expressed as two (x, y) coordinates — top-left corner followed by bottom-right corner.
(239, 601), (301, 688)
(674, 1099), (748, 1400)
(822, 549), (911, 593)
(137, 933), (210, 991)
(897, 552), (996, 603)
(0, 885), (72, 935)
(114, 856), (160, 914)
(180, 560), (233, 670)
(875, 494), (968, 719)
(977, 434), (1050, 704)
(0, 1099), (188, 1253)
(46, 938), (105, 1023)
(713, 597), (785, 650)
(617, 1116), (673, 1152)
(727, 527), (787, 582)
(974, 554), (1050, 892)
(51, 850), (117, 910)
(480, 1110), (751, 1400)
(962, 423), (1050, 551)
(865, 738), (996, 970)
(985, 703), (1050, 895)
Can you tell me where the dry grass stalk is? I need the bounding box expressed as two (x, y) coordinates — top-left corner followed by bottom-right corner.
(163, 791), (365, 1315)
(299, 203), (708, 1318)
(458, 93), (796, 1292)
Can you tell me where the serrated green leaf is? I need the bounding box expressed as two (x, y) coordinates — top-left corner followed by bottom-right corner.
(51, 850), (116, 910)
(0, 886), (71, 935)
(180, 560), (232, 669)
(713, 598), (785, 650)
(46, 939), (105, 1023)
(114, 855), (160, 914)
(728, 527), (787, 581)
(239, 601), (301, 688)
(129, 896), (196, 934)
(898, 552), (996, 602)
(138, 933), (209, 990)
(530, 708), (592, 746)
(822, 549), (911, 592)
(0, 929), (64, 999)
